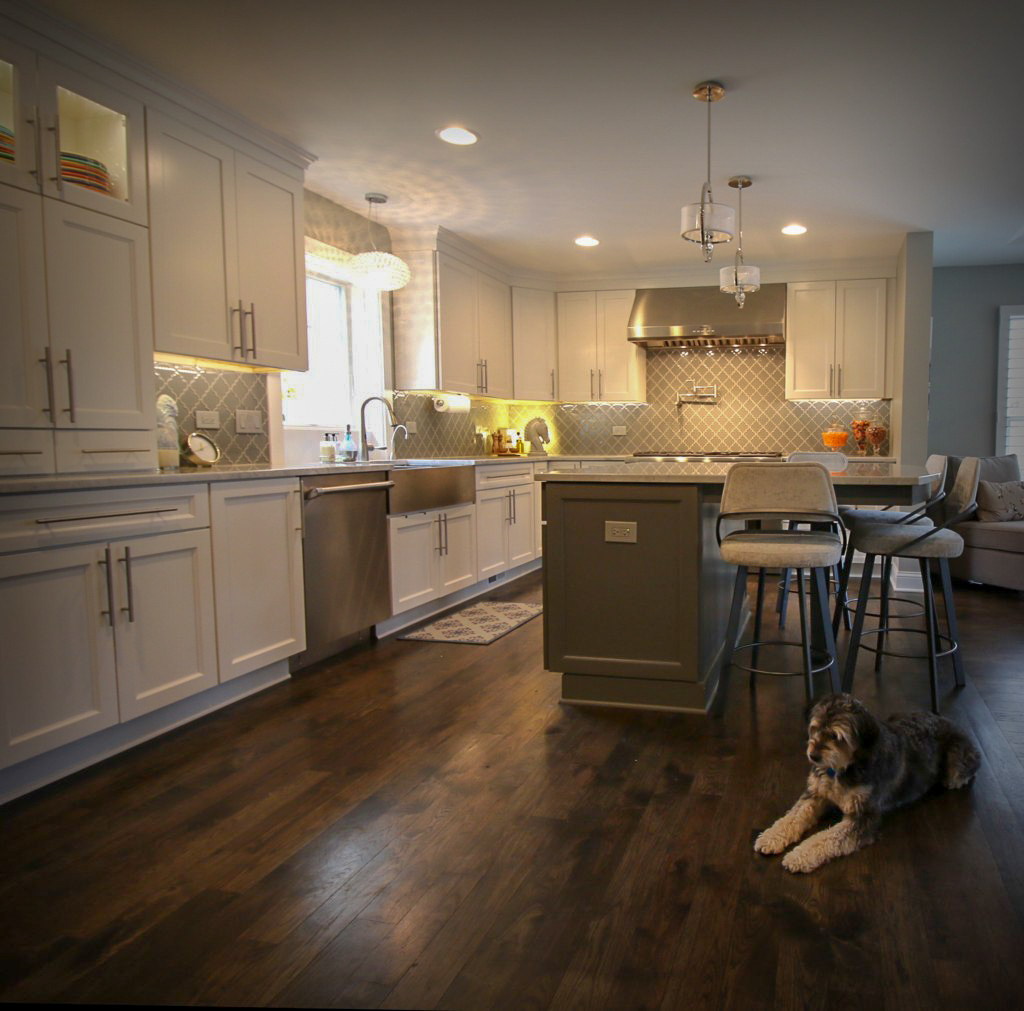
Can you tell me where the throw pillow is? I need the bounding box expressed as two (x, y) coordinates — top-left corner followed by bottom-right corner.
(976, 480), (1024, 522)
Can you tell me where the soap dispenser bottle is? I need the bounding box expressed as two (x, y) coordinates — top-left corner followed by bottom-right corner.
(342, 424), (357, 462)
(320, 433), (336, 464)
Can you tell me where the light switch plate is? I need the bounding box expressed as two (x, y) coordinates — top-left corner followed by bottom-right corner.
(235, 409), (263, 433)
(195, 410), (220, 430)
(605, 520), (637, 543)
(406, 421), (417, 434)
(612, 425), (627, 436)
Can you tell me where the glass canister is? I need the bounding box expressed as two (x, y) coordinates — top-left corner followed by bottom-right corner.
(867, 420), (889, 456)
(851, 412), (872, 456)
(822, 421), (850, 452)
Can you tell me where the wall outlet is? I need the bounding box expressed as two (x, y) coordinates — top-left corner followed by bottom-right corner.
(235, 409), (263, 433)
(612, 425), (627, 436)
(406, 421), (417, 434)
(195, 410), (220, 429)
(605, 520), (637, 543)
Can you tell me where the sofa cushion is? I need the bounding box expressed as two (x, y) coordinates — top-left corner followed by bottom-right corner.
(946, 454), (1020, 493)
(976, 480), (1024, 522)
(954, 519), (1024, 553)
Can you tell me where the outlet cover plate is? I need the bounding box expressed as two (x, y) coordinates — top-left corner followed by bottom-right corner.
(605, 520), (637, 543)
(195, 410), (220, 429)
(235, 409), (263, 433)
(612, 425), (627, 436)
(406, 421), (417, 434)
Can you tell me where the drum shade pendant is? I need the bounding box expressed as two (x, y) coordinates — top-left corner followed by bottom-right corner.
(348, 193), (411, 291)
(680, 81), (735, 262)
(719, 176), (761, 307)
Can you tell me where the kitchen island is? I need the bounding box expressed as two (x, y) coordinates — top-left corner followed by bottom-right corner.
(537, 461), (939, 714)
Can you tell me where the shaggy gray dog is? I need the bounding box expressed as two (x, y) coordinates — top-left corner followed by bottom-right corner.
(755, 693), (981, 873)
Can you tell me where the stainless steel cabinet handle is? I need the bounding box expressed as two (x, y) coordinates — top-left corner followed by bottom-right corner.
(550, 368), (556, 400)
(590, 369), (595, 399)
(120, 547), (136, 622)
(511, 488), (517, 524)
(247, 302), (257, 358)
(38, 346), (55, 416)
(26, 105), (42, 179)
(443, 512), (449, 555)
(482, 358), (488, 393)
(837, 363), (842, 397)
(0, 450), (44, 455)
(60, 349), (76, 423)
(303, 480), (395, 501)
(99, 547), (115, 627)
(506, 489), (513, 523)
(436, 515), (443, 554)
(81, 448), (144, 454)
(35, 506), (178, 525)
(829, 363), (834, 398)
(233, 299), (246, 357)
(47, 117), (62, 194)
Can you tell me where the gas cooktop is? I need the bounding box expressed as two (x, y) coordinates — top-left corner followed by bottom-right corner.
(632, 451), (783, 462)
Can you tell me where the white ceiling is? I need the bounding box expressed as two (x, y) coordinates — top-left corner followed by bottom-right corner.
(24, 0), (1024, 279)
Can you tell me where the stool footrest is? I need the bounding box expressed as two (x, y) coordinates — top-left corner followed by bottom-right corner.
(729, 639), (835, 679)
(855, 626), (957, 662)
(841, 594), (925, 621)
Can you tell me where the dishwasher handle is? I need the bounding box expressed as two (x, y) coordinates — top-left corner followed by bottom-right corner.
(304, 480), (394, 501)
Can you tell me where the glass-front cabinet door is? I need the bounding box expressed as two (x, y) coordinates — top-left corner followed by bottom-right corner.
(0, 38), (40, 192)
(36, 57), (147, 226)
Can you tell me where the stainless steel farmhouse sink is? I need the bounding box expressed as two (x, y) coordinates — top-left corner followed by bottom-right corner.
(386, 463), (475, 514)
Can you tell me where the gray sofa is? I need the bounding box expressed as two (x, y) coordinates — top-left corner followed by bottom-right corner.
(946, 454), (1024, 591)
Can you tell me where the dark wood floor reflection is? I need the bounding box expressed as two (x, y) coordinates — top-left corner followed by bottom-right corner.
(2, 572), (1023, 1009)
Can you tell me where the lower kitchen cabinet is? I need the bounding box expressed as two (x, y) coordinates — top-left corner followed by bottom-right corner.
(389, 503), (476, 614)
(476, 482), (535, 580)
(210, 479), (305, 681)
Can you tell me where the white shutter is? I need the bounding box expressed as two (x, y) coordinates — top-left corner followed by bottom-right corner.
(998, 309), (1024, 458)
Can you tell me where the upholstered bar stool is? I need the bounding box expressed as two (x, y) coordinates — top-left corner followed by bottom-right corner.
(843, 457), (980, 712)
(716, 462), (845, 713)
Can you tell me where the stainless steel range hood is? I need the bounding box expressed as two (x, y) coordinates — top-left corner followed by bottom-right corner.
(627, 282), (786, 348)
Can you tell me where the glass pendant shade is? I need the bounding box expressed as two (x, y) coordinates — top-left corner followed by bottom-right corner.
(348, 250), (411, 292)
(719, 263), (761, 307)
(681, 200), (736, 259)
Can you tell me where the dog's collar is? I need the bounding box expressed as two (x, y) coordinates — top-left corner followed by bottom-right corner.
(826, 767), (836, 779)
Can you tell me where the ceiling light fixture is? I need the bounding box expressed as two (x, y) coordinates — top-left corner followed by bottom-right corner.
(575, 235), (599, 247)
(680, 80), (735, 262)
(436, 125), (478, 145)
(720, 176), (760, 308)
(782, 223), (807, 235)
(348, 193), (411, 292)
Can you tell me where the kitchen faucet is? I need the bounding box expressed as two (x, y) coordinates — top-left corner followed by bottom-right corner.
(359, 396), (401, 461)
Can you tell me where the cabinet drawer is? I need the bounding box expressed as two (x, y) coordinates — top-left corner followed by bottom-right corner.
(0, 483), (210, 554)
(54, 430), (158, 473)
(475, 462), (535, 489)
(0, 430), (55, 477)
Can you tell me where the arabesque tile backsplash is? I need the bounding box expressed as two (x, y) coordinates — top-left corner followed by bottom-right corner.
(391, 347), (890, 457)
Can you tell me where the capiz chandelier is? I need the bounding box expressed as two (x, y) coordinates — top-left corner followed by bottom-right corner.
(348, 193), (411, 292)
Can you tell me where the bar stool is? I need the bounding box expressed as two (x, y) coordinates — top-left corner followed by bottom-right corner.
(832, 454), (948, 642)
(715, 462), (845, 713)
(843, 457), (980, 712)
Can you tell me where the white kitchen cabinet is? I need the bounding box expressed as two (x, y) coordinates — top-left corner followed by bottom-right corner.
(785, 279), (887, 400)
(0, 542), (119, 768)
(476, 482), (534, 579)
(512, 287), (557, 401)
(476, 271), (514, 398)
(147, 110), (307, 370)
(0, 38), (41, 196)
(210, 479), (306, 681)
(389, 503), (477, 614)
(556, 289), (645, 403)
(436, 253), (481, 395)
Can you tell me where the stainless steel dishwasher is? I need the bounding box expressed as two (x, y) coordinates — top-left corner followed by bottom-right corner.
(290, 471), (394, 671)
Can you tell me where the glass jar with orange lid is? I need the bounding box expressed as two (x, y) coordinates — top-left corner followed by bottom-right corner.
(822, 422), (850, 452)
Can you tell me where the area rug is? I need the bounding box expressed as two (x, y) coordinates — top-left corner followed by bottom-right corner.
(399, 601), (542, 645)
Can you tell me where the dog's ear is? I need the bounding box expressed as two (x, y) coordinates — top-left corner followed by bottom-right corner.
(850, 705), (881, 757)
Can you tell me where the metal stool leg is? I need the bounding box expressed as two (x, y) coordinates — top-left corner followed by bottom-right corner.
(833, 542), (855, 637)
(751, 567), (766, 682)
(937, 557), (966, 687)
(875, 556), (893, 673)
(834, 562), (851, 631)
(796, 568), (814, 703)
(843, 553), (876, 693)
(778, 568), (792, 627)
(714, 565), (748, 716)
(919, 558), (940, 713)
(813, 566), (841, 693)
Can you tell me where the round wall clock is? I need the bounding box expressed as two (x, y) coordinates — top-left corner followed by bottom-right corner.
(183, 431), (221, 467)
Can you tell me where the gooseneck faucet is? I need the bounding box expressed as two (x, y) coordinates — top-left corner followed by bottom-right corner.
(359, 396), (401, 461)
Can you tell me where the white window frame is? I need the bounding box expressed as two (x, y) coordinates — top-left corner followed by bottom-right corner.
(996, 305), (1024, 456)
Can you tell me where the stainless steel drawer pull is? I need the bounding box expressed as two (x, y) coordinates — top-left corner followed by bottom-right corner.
(80, 448), (145, 454)
(442, 512), (449, 555)
(247, 302), (257, 358)
(99, 546), (115, 627)
(0, 450), (44, 455)
(39, 346), (55, 416)
(837, 363), (842, 397)
(550, 368), (556, 400)
(48, 118), (62, 194)
(60, 348), (76, 423)
(35, 507), (179, 525)
(304, 480), (395, 501)
(120, 547), (136, 622)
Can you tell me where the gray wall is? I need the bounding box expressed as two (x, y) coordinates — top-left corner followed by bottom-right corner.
(930, 264), (1024, 455)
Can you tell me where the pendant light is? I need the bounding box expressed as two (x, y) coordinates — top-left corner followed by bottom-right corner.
(348, 193), (411, 292)
(719, 176), (761, 307)
(680, 81), (735, 262)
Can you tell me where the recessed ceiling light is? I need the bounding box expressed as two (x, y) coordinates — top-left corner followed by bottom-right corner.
(781, 223), (808, 235)
(575, 235), (599, 247)
(436, 126), (478, 145)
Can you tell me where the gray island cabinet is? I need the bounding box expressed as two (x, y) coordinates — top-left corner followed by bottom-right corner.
(538, 461), (938, 715)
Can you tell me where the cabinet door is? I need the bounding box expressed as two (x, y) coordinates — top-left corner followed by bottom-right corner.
(512, 287), (557, 401)
(477, 272), (513, 398)
(437, 253), (480, 394)
(507, 484), (535, 567)
(557, 291), (598, 401)
(835, 278), (887, 399)
(0, 39), (40, 192)
(439, 504), (477, 595)
(43, 199), (154, 430)
(389, 510), (441, 613)
(0, 184), (50, 427)
(785, 281), (836, 400)
(596, 289), (643, 402)
(235, 153), (307, 370)
(0, 543), (118, 768)
(210, 479), (305, 681)
(147, 110), (240, 361)
(111, 529), (218, 721)
(36, 57), (148, 226)
(476, 486), (510, 579)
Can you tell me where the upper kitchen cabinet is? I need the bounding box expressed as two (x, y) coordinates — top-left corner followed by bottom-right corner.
(786, 279), (888, 400)
(557, 290), (645, 403)
(148, 110), (307, 370)
(393, 250), (513, 397)
(512, 287), (557, 401)
(0, 38), (147, 226)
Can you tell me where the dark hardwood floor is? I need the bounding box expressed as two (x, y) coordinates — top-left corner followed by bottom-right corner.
(2, 571), (1024, 1009)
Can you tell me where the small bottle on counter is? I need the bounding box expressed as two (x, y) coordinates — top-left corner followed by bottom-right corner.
(320, 433), (336, 464)
(342, 424), (357, 462)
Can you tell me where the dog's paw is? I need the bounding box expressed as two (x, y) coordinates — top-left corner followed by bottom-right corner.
(753, 825), (791, 855)
(781, 844), (822, 874)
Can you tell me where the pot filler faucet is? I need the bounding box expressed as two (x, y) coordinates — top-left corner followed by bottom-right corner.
(359, 396), (401, 462)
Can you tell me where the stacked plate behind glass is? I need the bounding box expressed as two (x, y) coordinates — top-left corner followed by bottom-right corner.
(60, 151), (112, 193)
(0, 125), (14, 162)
